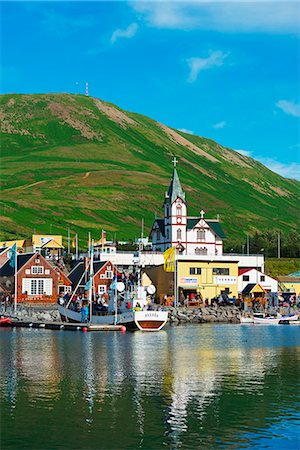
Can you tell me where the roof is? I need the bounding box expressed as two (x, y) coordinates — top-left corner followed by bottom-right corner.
(41, 239), (64, 249)
(242, 283), (265, 295)
(277, 276), (300, 283)
(68, 260), (107, 286)
(0, 240), (26, 249)
(166, 168), (185, 204)
(238, 268), (251, 276)
(287, 271), (300, 278)
(32, 235), (62, 246)
(186, 217), (226, 239)
(0, 253), (34, 277)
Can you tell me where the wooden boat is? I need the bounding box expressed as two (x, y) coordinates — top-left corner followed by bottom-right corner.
(58, 241), (168, 332)
(58, 304), (168, 331)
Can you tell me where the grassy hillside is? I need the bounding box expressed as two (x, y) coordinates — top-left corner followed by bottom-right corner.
(265, 259), (300, 278)
(1, 93), (299, 248)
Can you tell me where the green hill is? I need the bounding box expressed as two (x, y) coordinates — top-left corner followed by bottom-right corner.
(1, 93), (299, 248)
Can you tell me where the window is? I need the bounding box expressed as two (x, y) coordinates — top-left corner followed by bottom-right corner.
(195, 247), (200, 255)
(156, 230), (160, 240)
(31, 279), (37, 295)
(213, 268), (229, 275)
(197, 229), (205, 241)
(35, 258), (40, 263)
(22, 278), (52, 296)
(105, 271), (113, 279)
(98, 285), (107, 294)
(243, 275), (250, 281)
(45, 269), (50, 275)
(107, 265), (111, 270)
(177, 228), (182, 240)
(260, 276), (265, 282)
(32, 266), (44, 274)
(176, 205), (182, 216)
(190, 267), (201, 275)
(199, 247), (208, 255)
(31, 279), (44, 294)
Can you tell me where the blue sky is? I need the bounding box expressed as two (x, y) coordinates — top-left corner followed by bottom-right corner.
(1, 1), (300, 179)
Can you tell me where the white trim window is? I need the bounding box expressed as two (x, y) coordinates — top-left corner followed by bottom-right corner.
(31, 266), (44, 274)
(177, 228), (182, 241)
(105, 271), (113, 279)
(22, 278), (52, 296)
(98, 285), (107, 294)
(197, 229), (205, 241)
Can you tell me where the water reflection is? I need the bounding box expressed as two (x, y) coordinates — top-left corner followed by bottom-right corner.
(1, 325), (299, 449)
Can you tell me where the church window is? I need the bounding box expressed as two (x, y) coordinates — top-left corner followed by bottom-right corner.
(176, 205), (182, 216)
(195, 247), (201, 255)
(197, 229), (205, 241)
(199, 247), (208, 255)
(156, 230), (160, 240)
(177, 229), (182, 240)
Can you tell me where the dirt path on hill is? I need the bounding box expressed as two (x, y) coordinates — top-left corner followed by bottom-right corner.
(82, 172), (90, 179)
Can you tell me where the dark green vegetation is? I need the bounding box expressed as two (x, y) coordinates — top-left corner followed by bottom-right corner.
(1, 93), (299, 248)
(265, 258), (300, 278)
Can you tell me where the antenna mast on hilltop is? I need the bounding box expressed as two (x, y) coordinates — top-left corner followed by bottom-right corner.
(85, 82), (89, 96)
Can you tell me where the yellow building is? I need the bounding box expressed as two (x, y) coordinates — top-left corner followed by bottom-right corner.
(177, 258), (239, 302)
(0, 239), (32, 253)
(32, 235), (64, 257)
(277, 272), (300, 296)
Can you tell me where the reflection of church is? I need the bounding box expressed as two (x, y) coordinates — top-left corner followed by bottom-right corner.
(150, 159), (226, 256)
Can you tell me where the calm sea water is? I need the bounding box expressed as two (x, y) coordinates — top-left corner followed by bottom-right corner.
(1, 324), (299, 450)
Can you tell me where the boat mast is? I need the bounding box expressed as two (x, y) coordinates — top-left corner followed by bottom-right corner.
(114, 263), (117, 325)
(88, 240), (94, 324)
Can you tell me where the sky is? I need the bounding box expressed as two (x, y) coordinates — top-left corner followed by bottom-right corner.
(1, 1), (300, 179)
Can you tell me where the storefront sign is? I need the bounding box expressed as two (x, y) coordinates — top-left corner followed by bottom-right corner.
(214, 276), (237, 285)
(179, 277), (198, 286)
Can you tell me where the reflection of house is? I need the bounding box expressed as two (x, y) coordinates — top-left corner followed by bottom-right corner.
(276, 271), (300, 295)
(68, 260), (120, 296)
(150, 164), (226, 255)
(238, 268), (277, 294)
(0, 252), (71, 303)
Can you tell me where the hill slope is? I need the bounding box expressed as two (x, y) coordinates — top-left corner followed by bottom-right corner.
(1, 93), (299, 247)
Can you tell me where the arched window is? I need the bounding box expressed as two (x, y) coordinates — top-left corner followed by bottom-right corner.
(176, 204), (182, 216)
(197, 229), (205, 241)
(195, 247), (201, 255)
(177, 228), (182, 241)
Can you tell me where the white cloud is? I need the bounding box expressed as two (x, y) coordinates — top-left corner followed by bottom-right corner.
(276, 100), (300, 118)
(213, 120), (226, 129)
(110, 23), (138, 44)
(236, 149), (252, 157)
(258, 158), (300, 180)
(186, 51), (228, 82)
(235, 149), (300, 179)
(130, 2), (299, 34)
(178, 128), (194, 134)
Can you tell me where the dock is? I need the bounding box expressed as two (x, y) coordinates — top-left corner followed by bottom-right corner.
(1, 319), (126, 332)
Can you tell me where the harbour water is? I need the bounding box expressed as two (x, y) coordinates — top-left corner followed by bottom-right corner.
(1, 324), (299, 449)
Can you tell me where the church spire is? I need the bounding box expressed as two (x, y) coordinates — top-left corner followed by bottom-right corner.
(166, 157), (185, 203)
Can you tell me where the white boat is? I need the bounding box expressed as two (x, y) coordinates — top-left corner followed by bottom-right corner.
(58, 304), (168, 331)
(58, 241), (168, 332)
(241, 313), (299, 325)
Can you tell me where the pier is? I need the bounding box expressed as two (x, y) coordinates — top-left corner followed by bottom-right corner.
(0, 318), (126, 332)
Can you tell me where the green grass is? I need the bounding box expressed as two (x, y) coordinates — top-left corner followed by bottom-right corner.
(0, 93), (299, 247)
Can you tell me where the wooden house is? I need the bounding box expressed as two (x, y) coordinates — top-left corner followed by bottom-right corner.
(0, 252), (71, 303)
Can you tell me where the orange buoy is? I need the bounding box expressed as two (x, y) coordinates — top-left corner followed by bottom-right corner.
(120, 326), (126, 333)
(82, 327), (88, 332)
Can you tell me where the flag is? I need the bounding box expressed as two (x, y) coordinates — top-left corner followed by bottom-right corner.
(85, 279), (91, 291)
(9, 243), (17, 268)
(90, 243), (94, 255)
(72, 236), (76, 249)
(163, 246), (175, 272)
(98, 230), (106, 245)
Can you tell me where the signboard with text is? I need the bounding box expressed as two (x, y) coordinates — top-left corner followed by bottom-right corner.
(214, 276), (237, 285)
(179, 277), (198, 286)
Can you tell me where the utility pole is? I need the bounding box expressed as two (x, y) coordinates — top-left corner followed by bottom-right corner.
(278, 231), (281, 259)
(67, 226), (70, 254)
(246, 233), (250, 255)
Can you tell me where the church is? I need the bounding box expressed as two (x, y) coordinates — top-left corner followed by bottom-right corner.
(150, 159), (226, 256)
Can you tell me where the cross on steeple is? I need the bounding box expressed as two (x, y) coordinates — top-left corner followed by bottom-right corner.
(172, 156), (178, 168)
(200, 209), (205, 219)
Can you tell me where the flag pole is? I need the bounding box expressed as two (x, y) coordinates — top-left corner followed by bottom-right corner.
(14, 248), (17, 313)
(76, 233), (78, 260)
(88, 240), (94, 324)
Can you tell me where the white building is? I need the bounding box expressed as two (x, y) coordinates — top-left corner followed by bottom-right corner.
(238, 268), (277, 293)
(150, 162), (226, 256)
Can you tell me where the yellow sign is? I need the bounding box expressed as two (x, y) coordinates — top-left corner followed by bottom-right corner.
(164, 246), (175, 272)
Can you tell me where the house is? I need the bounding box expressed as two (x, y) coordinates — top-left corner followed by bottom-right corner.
(31, 235), (64, 258)
(0, 247), (10, 268)
(276, 271), (300, 296)
(0, 239), (32, 253)
(150, 161), (226, 256)
(241, 283), (265, 299)
(0, 252), (71, 303)
(68, 260), (120, 297)
(238, 268), (278, 294)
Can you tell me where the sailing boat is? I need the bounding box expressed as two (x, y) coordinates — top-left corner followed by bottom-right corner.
(57, 242), (168, 331)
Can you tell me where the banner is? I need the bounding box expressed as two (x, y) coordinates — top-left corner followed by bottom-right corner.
(164, 246), (175, 272)
(9, 243), (17, 268)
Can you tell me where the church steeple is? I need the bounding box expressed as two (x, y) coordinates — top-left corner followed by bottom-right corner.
(165, 157), (185, 204)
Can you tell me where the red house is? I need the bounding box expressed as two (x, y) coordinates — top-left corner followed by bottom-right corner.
(0, 252), (72, 303)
